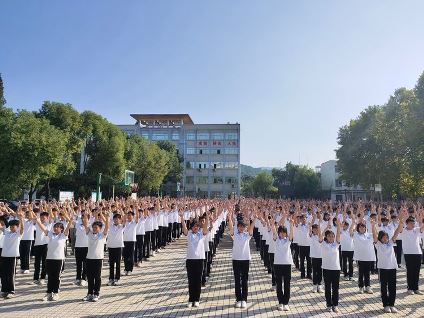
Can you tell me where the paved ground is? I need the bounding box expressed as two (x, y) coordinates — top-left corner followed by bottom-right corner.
(1, 230), (423, 318)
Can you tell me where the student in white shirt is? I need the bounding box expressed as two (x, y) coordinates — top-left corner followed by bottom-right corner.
(33, 211), (52, 285)
(34, 211), (72, 301)
(134, 209), (146, 267)
(228, 209), (256, 310)
(371, 217), (403, 313)
(107, 213), (124, 286)
(0, 213), (24, 298)
(340, 221), (354, 281)
(180, 210), (208, 308)
(123, 211), (137, 275)
(309, 223), (323, 293)
(319, 218), (342, 313)
(74, 212), (89, 286)
(82, 213), (109, 302)
(0, 216), (5, 256)
(398, 215), (424, 295)
(19, 210), (36, 273)
(351, 216), (376, 294)
(296, 214), (312, 279)
(271, 215), (294, 312)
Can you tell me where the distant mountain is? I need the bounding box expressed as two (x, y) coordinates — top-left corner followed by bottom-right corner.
(241, 164), (274, 177)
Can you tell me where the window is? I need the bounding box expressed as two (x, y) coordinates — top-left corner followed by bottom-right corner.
(186, 161), (196, 169)
(197, 162), (208, 169)
(335, 179), (343, 188)
(197, 132), (210, 140)
(211, 162), (223, 169)
(211, 132), (224, 140)
(196, 176), (208, 184)
(225, 162), (239, 169)
(225, 177), (238, 184)
(213, 177), (223, 184)
(225, 132), (238, 140)
(186, 132), (196, 140)
(171, 132), (180, 140)
(216, 149), (221, 155)
(186, 148), (196, 154)
(198, 148), (209, 155)
(151, 133), (169, 140)
(185, 176), (194, 184)
(225, 148), (239, 154)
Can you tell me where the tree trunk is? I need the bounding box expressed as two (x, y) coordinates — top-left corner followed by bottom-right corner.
(28, 183), (36, 202)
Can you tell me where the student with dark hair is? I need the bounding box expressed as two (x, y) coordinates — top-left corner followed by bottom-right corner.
(82, 213), (109, 302)
(351, 214), (375, 294)
(1, 212), (24, 299)
(371, 217), (403, 313)
(309, 222), (323, 293)
(33, 211), (51, 286)
(122, 210), (137, 275)
(271, 215), (294, 311)
(340, 221), (354, 281)
(319, 218), (342, 313)
(228, 209), (256, 310)
(19, 209), (36, 274)
(398, 212), (424, 295)
(34, 210), (72, 301)
(134, 209), (146, 267)
(180, 210), (209, 308)
(107, 213), (124, 286)
(74, 210), (89, 287)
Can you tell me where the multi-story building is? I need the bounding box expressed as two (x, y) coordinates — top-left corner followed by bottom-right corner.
(117, 114), (240, 198)
(319, 160), (378, 201)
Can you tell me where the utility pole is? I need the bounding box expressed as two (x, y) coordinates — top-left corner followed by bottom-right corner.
(96, 173), (102, 202)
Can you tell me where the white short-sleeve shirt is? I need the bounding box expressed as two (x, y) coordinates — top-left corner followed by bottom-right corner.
(353, 232), (376, 261)
(46, 232), (67, 260)
(87, 232), (107, 259)
(398, 228), (423, 255)
(1, 229), (22, 257)
(375, 241), (397, 269)
(274, 237), (293, 265)
(232, 231), (252, 260)
(321, 242), (341, 270)
(186, 230), (205, 259)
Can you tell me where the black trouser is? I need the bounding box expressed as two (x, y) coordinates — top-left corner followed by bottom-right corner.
(259, 237), (264, 260)
(404, 254), (421, 291)
(186, 259), (204, 302)
(123, 241), (135, 272)
(394, 240), (402, 265)
(253, 228), (260, 250)
(75, 247), (88, 281)
(177, 223), (181, 238)
(292, 243), (300, 269)
(46, 259), (63, 293)
(0, 257), (16, 293)
(135, 235), (145, 263)
(69, 228), (76, 254)
(311, 257), (322, 285)
(274, 264), (291, 305)
(33, 244), (48, 280)
(379, 269), (396, 307)
(108, 247), (122, 281)
(167, 223), (173, 242)
(342, 251), (354, 278)
(323, 269), (340, 307)
(86, 259), (102, 296)
(145, 231), (151, 258)
(19, 240), (32, 270)
(207, 244), (213, 276)
(233, 260), (250, 301)
(299, 245), (312, 278)
(202, 253), (208, 284)
(172, 222), (178, 240)
(159, 227), (165, 248)
(269, 253), (275, 285)
(152, 230), (157, 251)
(264, 245), (270, 270)
(358, 260), (373, 288)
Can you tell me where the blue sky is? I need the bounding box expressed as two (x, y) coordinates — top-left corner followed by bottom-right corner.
(1, 1), (424, 168)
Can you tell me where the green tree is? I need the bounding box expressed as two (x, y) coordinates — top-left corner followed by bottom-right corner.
(0, 111), (68, 200)
(155, 140), (183, 184)
(0, 73), (6, 107)
(252, 172), (278, 198)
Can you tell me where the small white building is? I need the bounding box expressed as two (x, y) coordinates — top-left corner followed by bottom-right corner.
(319, 160), (378, 201)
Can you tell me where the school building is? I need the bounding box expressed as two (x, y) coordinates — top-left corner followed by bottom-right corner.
(117, 114), (241, 198)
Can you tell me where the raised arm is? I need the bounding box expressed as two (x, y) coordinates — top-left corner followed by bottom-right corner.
(180, 211), (188, 236)
(103, 213), (109, 236)
(370, 218), (378, 243)
(336, 219), (341, 244)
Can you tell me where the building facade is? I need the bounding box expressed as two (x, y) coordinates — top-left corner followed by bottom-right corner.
(118, 114), (240, 198)
(319, 160), (377, 201)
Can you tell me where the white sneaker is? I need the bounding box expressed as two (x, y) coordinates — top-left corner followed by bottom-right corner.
(283, 304), (290, 311)
(359, 287), (364, 294)
(193, 301), (200, 307)
(51, 293), (59, 301)
(384, 306), (391, 313)
(39, 279), (45, 286)
(312, 285), (317, 293)
(19, 269), (25, 274)
(414, 290), (423, 295)
(33, 280), (39, 285)
(107, 279), (114, 286)
(92, 295), (99, 302)
(344, 276), (350, 281)
(74, 279), (81, 286)
(124, 271), (128, 276)
(390, 306), (398, 313)
(365, 286), (373, 294)
(241, 301), (247, 309)
(42, 293), (51, 301)
(317, 285), (323, 293)
(407, 290), (415, 295)
(82, 294), (92, 301)
(277, 304), (283, 311)
(187, 302), (193, 308)
(152, 252), (156, 256)
(23, 270), (30, 274)
(127, 271), (132, 276)
(80, 280), (87, 286)
(327, 306), (333, 312)
(235, 301), (242, 308)
(333, 306), (339, 313)
(113, 280), (120, 286)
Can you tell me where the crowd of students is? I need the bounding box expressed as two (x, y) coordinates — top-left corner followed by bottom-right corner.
(1, 198), (423, 315)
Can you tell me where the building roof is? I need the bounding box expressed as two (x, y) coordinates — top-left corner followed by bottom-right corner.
(130, 114), (194, 125)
